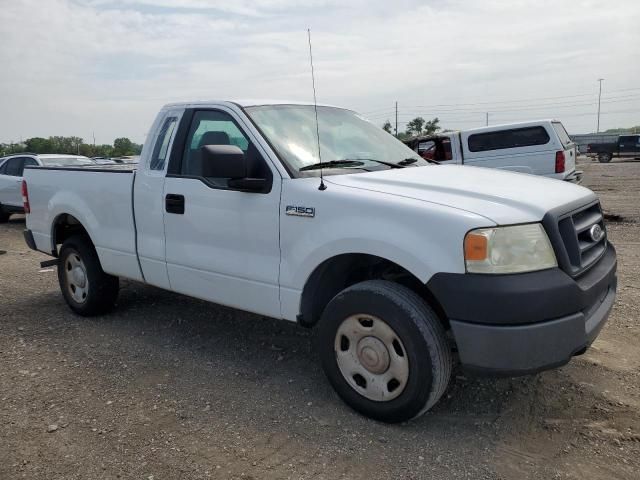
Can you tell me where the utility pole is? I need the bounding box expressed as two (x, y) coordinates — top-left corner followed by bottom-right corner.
(395, 101), (398, 137)
(597, 78), (604, 133)
(485, 112), (489, 126)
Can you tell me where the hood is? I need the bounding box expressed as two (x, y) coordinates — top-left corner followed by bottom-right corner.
(325, 165), (596, 225)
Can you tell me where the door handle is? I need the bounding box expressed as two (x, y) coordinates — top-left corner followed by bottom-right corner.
(165, 194), (185, 214)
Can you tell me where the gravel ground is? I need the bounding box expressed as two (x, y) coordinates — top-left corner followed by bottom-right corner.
(1, 157), (639, 479)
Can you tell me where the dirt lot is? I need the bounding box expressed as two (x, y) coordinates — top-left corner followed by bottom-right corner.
(1, 157), (639, 480)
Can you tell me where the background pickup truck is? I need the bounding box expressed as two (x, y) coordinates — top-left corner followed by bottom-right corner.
(22, 100), (617, 423)
(587, 134), (640, 163)
(403, 120), (581, 182)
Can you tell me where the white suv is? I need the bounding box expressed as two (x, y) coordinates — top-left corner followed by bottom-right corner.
(406, 120), (581, 182)
(0, 154), (93, 222)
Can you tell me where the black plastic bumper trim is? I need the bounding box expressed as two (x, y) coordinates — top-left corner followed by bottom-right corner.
(23, 229), (37, 251)
(450, 281), (616, 376)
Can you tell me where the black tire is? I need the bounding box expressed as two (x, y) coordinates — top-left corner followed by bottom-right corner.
(0, 207), (10, 223)
(316, 280), (452, 423)
(598, 153), (612, 163)
(57, 235), (119, 316)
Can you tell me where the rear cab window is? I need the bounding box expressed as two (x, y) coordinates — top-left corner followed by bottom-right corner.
(468, 126), (550, 152)
(150, 116), (178, 171)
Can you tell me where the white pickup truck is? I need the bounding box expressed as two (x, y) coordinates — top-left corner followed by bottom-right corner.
(23, 101), (617, 423)
(405, 120), (582, 182)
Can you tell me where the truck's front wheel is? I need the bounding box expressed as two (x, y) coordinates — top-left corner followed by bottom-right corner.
(317, 280), (452, 423)
(58, 235), (119, 316)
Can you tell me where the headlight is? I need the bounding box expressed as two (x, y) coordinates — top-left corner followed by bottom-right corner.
(464, 223), (557, 274)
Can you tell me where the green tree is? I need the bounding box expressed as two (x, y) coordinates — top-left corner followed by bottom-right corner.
(406, 117), (425, 136)
(48, 136), (83, 154)
(404, 117), (441, 137)
(0, 142), (25, 156)
(95, 144), (114, 157)
(113, 137), (135, 156)
(603, 126), (640, 134)
(1, 136), (140, 158)
(382, 120), (393, 134)
(24, 137), (52, 153)
(423, 117), (440, 136)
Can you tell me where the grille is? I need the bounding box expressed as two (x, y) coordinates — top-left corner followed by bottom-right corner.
(557, 202), (606, 275)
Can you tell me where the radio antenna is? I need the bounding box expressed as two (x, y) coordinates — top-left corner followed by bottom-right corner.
(307, 28), (326, 191)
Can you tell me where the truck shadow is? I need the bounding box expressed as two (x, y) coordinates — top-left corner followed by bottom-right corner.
(19, 279), (539, 422)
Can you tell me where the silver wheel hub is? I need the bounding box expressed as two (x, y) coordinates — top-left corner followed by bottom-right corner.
(357, 337), (390, 374)
(65, 252), (89, 304)
(334, 314), (409, 402)
(71, 267), (86, 288)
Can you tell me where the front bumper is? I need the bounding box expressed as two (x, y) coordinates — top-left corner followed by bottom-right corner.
(427, 244), (617, 375)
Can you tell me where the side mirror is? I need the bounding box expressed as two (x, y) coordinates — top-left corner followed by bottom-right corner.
(200, 144), (246, 179)
(199, 144), (267, 192)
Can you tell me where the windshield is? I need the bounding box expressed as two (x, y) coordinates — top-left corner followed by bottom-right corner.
(245, 105), (428, 177)
(40, 156), (94, 167)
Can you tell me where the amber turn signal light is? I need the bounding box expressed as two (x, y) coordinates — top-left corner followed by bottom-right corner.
(464, 233), (488, 261)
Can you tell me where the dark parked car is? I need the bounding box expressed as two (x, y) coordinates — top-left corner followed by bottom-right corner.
(587, 134), (640, 163)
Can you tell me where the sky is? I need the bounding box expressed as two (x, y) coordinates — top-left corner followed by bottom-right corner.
(0, 0), (638, 145)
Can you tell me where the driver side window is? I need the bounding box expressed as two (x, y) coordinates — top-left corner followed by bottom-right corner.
(182, 111), (248, 176)
(180, 110), (271, 190)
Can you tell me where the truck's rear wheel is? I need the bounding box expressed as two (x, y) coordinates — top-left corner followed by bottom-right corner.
(0, 206), (10, 223)
(598, 153), (612, 163)
(316, 280), (452, 423)
(58, 235), (119, 316)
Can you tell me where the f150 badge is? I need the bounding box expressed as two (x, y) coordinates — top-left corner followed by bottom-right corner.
(286, 205), (315, 218)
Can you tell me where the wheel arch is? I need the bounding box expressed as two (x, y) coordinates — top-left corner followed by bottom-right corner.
(298, 253), (448, 330)
(51, 213), (95, 256)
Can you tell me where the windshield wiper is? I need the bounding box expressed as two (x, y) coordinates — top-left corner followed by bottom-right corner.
(358, 157), (424, 168)
(398, 158), (418, 166)
(337, 158), (408, 169)
(299, 160), (365, 171)
(362, 158), (407, 169)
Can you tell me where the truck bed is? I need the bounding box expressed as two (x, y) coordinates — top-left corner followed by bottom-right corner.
(23, 165), (143, 281)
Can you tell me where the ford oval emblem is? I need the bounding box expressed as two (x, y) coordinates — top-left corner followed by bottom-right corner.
(589, 224), (604, 242)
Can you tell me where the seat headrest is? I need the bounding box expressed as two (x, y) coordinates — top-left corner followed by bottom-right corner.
(198, 131), (230, 148)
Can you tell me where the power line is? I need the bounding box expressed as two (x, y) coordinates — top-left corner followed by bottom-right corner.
(360, 86), (640, 115)
(392, 108), (638, 128)
(365, 94), (640, 119)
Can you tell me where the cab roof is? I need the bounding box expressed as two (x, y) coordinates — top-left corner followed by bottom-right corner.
(162, 99), (346, 110)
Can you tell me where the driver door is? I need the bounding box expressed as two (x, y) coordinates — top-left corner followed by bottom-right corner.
(162, 107), (282, 318)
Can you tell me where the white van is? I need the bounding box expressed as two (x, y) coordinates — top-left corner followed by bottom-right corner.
(406, 120), (581, 182)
